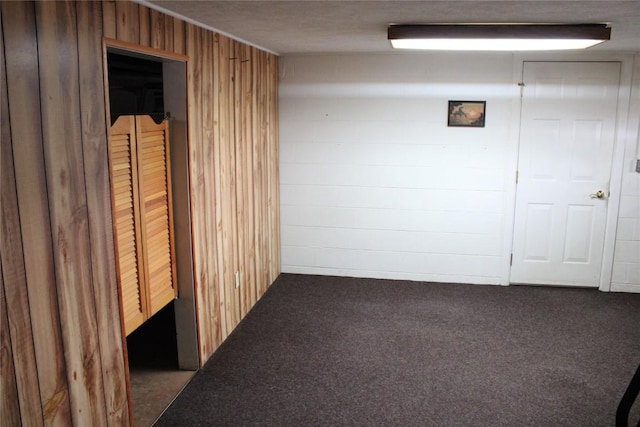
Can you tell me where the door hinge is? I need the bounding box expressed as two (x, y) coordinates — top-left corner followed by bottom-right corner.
(510, 253), (513, 266)
(518, 82), (525, 97)
(515, 171), (519, 184)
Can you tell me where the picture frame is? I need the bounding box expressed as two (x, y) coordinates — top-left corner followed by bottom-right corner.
(447, 101), (486, 127)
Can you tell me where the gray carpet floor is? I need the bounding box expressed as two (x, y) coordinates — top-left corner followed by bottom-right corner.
(156, 274), (640, 426)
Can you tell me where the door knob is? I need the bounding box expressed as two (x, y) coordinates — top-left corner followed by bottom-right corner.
(590, 190), (606, 199)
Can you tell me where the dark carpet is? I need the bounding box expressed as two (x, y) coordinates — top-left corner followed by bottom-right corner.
(155, 274), (640, 426)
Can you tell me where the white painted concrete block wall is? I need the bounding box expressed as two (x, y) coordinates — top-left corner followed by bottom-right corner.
(279, 53), (640, 289)
(611, 54), (640, 292)
(279, 54), (513, 284)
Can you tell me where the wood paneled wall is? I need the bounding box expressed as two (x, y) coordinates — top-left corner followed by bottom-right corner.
(0, 1), (280, 425)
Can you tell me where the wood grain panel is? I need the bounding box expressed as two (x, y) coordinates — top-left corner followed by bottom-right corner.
(258, 50), (271, 298)
(229, 40), (242, 328)
(267, 52), (279, 287)
(164, 14), (175, 54)
(1, 2), (69, 425)
(115, 1), (140, 44)
(76, 3), (130, 423)
(264, 50), (274, 291)
(0, 136), (40, 426)
(253, 49), (264, 299)
(219, 35), (241, 334)
(268, 54), (281, 285)
(173, 18), (185, 55)
(234, 41), (248, 319)
(251, 49), (265, 300)
(248, 46), (260, 307)
(186, 23), (210, 357)
(202, 28), (222, 352)
(0, 8), (44, 423)
(0, 264), (21, 427)
(238, 43), (256, 316)
(150, 8), (165, 50)
(247, 49), (264, 303)
(214, 32), (229, 338)
(212, 33), (228, 341)
(248, 46), (261, 313)
(138, 5), (150, 46)
(102, 0), (116, 38)
(35, 2), (107, 424)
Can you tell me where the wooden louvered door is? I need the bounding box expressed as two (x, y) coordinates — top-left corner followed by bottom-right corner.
(109, 116), (147, 334)
(135, 115), (177, 315)
(109, 115), (177, 336)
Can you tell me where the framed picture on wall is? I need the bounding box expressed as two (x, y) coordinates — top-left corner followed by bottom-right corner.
(447, 101), (486, 127)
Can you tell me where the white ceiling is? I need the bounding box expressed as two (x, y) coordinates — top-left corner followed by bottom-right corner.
(146, 1), (640, 55)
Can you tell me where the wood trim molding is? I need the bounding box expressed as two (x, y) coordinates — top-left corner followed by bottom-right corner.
(103, 37), (188, 61)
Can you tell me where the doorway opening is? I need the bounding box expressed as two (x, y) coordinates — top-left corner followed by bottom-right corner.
(105, 43), (197, 426)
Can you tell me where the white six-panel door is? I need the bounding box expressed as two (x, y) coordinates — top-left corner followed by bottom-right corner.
(511, 62), (621, 287)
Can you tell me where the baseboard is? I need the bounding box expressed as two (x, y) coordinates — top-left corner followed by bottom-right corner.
(610, 283), (640, 293)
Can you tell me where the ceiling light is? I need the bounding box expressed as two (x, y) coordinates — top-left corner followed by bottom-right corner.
(388, 24), (611, 51)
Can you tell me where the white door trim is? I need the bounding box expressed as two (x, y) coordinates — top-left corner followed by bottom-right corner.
(501, 53), (635, 291)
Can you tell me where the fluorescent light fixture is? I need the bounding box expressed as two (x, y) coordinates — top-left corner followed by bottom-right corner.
(388, 24), (611, 51)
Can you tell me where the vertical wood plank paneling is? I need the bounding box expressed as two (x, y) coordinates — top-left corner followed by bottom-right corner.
(267, 52), (279, 288)
(35, 2), (107, 424)
(186, 23), (210, 358)
(244, 45), (257, 310)
(149, 8), (165, 50)
(1, 2), (71, 425)
(216, 34), (228, 336)
(202, 29), (223, 351)
(199, 26), (219, 350)
(222, 34), (233, 334)
(115, 0), (139, 44)
(249, 44), (259, 310)
(0, 9), (45, 423)
(138, 4), (150, 46)
(101, 0), (116, 39)
(251, 48), (262, 302)
(230, 40), (241, 327)
(255, 48), (269, 295)
(0, 79), (43, 427)
(259, 51), (271, 297)
(75, 2), (130, 424)
(198, 26), (214, 355)
(212, 33), (229, 340)
(173, 18), (185, 55)
(266, 51), (277, 289)
(208, 37), (223, 345)
(268, 54), (281, 284)
(164, 14), (174, 54)
(219, 35), (240, 333)
(0, 264), (21, 427)
(251, 49), (264, 300)
(234, 41), (248, 318)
